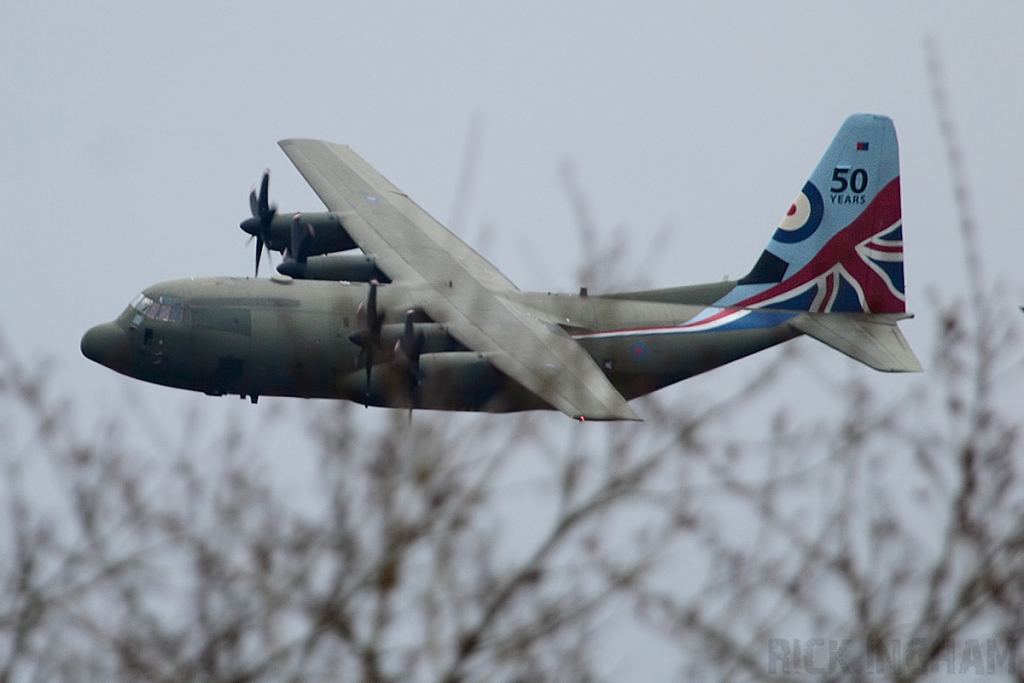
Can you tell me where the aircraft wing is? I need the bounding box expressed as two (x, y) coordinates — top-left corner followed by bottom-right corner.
(278, 139), (640, 421)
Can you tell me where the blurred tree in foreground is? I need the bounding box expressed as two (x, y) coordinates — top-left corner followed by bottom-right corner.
(0, 45), (1021, 683)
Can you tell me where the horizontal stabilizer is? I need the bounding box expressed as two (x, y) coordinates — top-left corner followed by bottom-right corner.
(791, 313), (922, 373)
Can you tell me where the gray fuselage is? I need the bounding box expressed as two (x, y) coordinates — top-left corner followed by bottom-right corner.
(81, 277), (800, 413)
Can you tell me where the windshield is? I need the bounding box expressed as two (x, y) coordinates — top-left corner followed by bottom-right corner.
(129, 293), (184, 324)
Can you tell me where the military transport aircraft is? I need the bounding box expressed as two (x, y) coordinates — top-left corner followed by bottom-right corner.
(81, 114), (921, 421)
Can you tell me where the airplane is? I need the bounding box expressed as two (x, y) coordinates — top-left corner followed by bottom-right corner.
(81, 114), (921, 421)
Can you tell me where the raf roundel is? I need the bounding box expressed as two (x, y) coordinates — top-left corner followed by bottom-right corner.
(779, 191), (811, 231)
(771, 181), (824, 244)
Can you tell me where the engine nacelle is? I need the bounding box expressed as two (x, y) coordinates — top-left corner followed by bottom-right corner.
(243, 211), (358, 256)
(343, 351), (546, 412)
(364, 323), (466, 354)
(278, 253), (390, 282)
(415, 352), (548, 412)
(416, 352), (501, 403)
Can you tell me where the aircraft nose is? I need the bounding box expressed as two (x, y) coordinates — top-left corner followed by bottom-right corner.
(81, 323), (133, 374)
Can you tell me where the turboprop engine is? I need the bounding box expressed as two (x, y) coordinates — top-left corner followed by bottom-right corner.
(341, 351), (523, 412)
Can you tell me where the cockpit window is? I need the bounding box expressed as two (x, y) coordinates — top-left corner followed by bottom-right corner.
(131, 294), (184, 323)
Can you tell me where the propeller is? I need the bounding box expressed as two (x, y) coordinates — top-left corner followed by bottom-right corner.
(348, 280), (384, 406)
(239, 170), (277, 277)
(277, 213), (314, 278)
(395, 308), (426, 416)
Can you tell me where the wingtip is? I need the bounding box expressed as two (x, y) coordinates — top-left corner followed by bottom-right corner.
(573, 406), (643, 422)
(278, 138), (350, 149)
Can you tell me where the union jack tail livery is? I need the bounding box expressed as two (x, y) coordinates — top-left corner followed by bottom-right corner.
(717, 114), (905, 314)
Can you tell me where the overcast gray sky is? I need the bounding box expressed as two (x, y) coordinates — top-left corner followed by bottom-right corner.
(2, 1), (1022, 407)
(3, 6), (1023, 679)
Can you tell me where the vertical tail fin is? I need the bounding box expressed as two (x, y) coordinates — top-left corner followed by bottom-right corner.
(718, 114), (905, 313)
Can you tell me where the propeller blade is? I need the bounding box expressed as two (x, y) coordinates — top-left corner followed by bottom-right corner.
(364, 345), (374, 408)
(368, 280), (382, 335)
(244, 170), (279, 277)
(288, 214), (300, 260)
(403, 309), (415, 347)
(352, 280), (384, 408)
(398, 309), (425, 413)
(258, 170), (270, 216)
(287, 213), (314, 264)
(255, 235), (264, 277)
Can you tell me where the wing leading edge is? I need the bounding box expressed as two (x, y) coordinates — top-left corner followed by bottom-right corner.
(278, 139), (639, 421)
